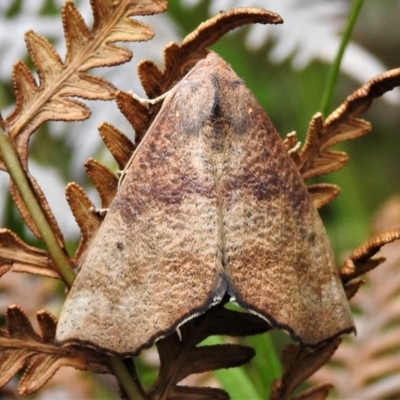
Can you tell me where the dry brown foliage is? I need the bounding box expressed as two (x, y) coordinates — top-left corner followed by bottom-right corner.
(309, 196), (400, 399)
(0, 1), (400, 399)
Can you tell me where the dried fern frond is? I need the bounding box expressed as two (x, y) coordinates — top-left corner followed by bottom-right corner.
(286, 67), (400, 208)
(1, 0), (166, 246)
(0, 305), (108, 397)
(148, 303), (270, 399)
(310, 196), (400, 399)
(4, 0), (166, 166)
(0, 229), (56, 279)
(271, 339), (341, 400)
(139, 8), (283, 98)
(299, 68), (400, 180)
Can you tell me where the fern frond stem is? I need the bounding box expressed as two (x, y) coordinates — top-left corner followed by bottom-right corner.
(0, 127), (75, 286)
(320, 0), (365, 116)
(109, 356), (146, 400)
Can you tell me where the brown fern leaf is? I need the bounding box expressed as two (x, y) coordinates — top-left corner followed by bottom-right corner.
(340, 227), (400, 287)
(290, 384), (333, 400)
(0, 229), (58, 279)
(139, 8), (283, 99)
(283, 134), (340, 209)
(310, 197), (400, 399)
(270, 338), (341, 400)
(148, 303), (270, 399)
(115, 90), (152, 145)
(0, 112), (5, 131)
(3, 0), (167, 171)
(283, 131), (341, 210)
(167, 386), (230, 400)
(98, 122), (135, 169)
(307, 184), (341, 210)
(0, 305), (108, 397)
(84, 158), (119, 209)
(65, 183), (102, 264)
(294, 67), (400, 190)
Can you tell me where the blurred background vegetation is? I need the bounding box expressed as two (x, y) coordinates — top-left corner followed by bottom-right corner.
(1, 0), (400, 398)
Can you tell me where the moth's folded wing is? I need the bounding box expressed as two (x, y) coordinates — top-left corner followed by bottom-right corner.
(222, 97), (354, 346)
(56, 94), (225, 356)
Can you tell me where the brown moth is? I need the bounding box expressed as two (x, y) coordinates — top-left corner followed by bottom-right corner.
(56, 52), (354, 356)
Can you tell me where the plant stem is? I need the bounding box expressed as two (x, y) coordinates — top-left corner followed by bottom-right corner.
(319, 0), (365, 116)
(0, 127), (75, 286)
(109, 356), (146, 400)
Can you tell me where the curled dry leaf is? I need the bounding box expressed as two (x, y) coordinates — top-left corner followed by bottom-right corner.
(310, 197), (400, 399)
(0, 229), (57, 279)
(139, 8), (283, 98)
(148, 303), (270, 399)
(340, 228), (400, 285)
(0, 305), (108, 397)
(307, 184), (340, 210)
(290, 384), (333, 400)
(4, 0), (167, 168)
(168, 385), (230, 400)
(270, 338), (341, 400)
(115, 90), (153, 145)
(294, 67), (400, 207)
(65, 183), (102, 264)
(98, 122), (136, 169)
(84, 158), (119, 209)
(298, 114), (353, 181)
(283, 133), (340, 209)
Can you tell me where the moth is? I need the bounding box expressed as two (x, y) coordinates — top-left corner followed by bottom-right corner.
(56, 52), (354, 356)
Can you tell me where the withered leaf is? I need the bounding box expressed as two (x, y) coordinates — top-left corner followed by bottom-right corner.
(167, 385), (229, 400)
(0, 229), (56, 279)
(84, 158), (118, 209)
(115, 90), (153, 145)
(297, 67), (400, 185)
(148, 307), (258, 399)
(343, 278), (365, 301)
(291, 383), (333, 400)
(0, 306), (108, 397)
(3, 0), (167, 171)
(271, 339), (341, 400)
(177, 344), (254, 381)
(307, 183), (340, 210)
(339, 227), (400, 285)
(139, 8), (283, 98)
(310, 197), (400, 399)
(65, 182), (102, 264)
(98, 122), (135, 169)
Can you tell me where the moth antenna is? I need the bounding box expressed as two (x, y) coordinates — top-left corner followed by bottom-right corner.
(88, 206), (109, 217)
(130, 91), (170, 107)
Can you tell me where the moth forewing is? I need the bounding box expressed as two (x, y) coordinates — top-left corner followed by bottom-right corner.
(56, 52), (354, 356)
